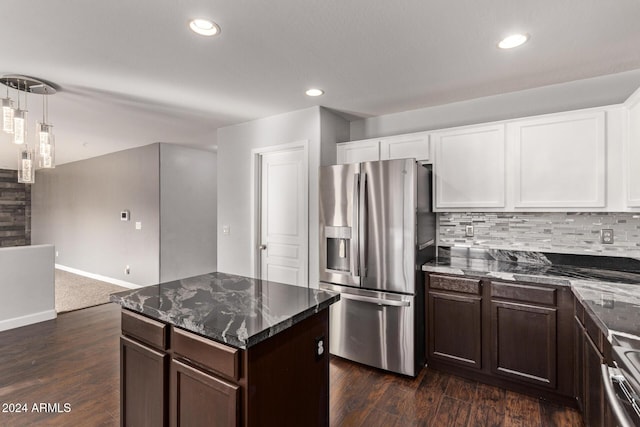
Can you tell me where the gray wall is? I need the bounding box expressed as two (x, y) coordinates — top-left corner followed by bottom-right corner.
(217, 106), (346, 287)
(0, 244), (56, 331)
(160, 144), (217, 282)
(320, 108), (350, 166)
(0, 169), (31, 247)
(350, 69), (640, 140)
(32, 144), (160, 285)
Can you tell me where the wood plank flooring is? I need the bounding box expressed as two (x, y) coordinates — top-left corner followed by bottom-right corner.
(330, 357), (584, 427)
(0, 303), (584, 426)
(0, 303), (120, 426)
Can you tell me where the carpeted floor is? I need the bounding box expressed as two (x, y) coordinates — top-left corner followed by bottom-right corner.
(55, 269), (129, 313)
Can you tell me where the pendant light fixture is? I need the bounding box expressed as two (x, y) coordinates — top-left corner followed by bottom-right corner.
(37, 87), (55, 168)
(0, 75), (58, 183)
(12, 80), (27, 145)
(17, 145), (35, 184)
(1, 85), (14, 134)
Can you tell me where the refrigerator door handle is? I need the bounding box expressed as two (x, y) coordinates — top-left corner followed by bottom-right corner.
(359, 172), (368, 277)
(352, 173), (360, 277)
(339, 292), (411, 307)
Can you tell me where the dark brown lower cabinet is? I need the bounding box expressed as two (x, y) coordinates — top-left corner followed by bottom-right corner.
(574, 316), (585, 411)
(425, 274), (574, 406)
(120, 308), (330, 427)
(584, 332), (604, 427)
(170, 359), (239, 427)
(120, 336), (168, 427)
(491, 300), (557, 388)
(574, 299), (615, 427)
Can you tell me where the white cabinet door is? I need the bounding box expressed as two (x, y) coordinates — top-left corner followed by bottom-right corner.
(336, 140), (380, 164)
(380, 132), (430, 161)
(509, 111), (605, 209)
(626, 92), (640, 207)
(433, 124), (506, 209)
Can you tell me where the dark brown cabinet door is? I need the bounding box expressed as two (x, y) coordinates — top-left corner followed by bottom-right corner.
(170, 359), (239, 427)
(584, 332), (604, 427)
(491, 301), (557, 388)
(574, 316), (585, 411)
(121, 336), (168, 427)
(428, 291), (482, 369)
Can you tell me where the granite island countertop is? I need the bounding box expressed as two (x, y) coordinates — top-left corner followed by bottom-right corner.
(423, 248), (640, 346)
(110, 272), (340, 349)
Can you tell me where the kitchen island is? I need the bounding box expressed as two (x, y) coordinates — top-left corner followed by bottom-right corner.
(110, 272), (339, 427)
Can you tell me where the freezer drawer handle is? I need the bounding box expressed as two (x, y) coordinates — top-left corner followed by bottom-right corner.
(601, 364), (636, 427)
(340, 292), (410, 307)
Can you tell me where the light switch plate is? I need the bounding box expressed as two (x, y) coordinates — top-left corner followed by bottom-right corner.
(600, 229), (614, 244)
(223, 225), (230, 235)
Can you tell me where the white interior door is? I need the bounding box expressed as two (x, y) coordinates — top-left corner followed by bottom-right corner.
(259, 147), (308, 287)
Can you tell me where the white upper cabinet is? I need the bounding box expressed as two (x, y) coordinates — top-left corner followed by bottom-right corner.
(626, 89), (640, 207)
(433, 124), (505, 209)
(379, 132), (430, 161)
(336, 139), (380, 164)
(508, 111), (606, 209)
(337, 131), (430, 164)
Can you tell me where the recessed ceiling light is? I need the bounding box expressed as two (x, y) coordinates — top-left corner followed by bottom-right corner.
(189, 19), (220, 37)
(305, 88), (324, 97)
(498, 33), (529, 49)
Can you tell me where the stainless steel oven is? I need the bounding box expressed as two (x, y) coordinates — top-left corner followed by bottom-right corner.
(602, 346), (640, 427)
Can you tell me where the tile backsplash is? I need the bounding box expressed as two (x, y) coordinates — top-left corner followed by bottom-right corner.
(439, 212), (640, 258)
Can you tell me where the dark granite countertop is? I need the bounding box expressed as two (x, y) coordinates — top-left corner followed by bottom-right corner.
(423, 248), (640, 344)
(109, 272), (340, 349)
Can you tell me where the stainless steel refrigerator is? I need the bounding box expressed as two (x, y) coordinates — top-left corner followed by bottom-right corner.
(319, 158), (435, 377)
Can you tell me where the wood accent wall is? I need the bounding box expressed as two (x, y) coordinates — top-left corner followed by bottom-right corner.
(0, 169), (31, 247)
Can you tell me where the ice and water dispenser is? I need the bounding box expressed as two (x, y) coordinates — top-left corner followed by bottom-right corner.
(324, 226), (352, 273)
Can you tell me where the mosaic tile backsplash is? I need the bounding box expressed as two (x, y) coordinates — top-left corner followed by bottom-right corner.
(439, 212), (640, 258)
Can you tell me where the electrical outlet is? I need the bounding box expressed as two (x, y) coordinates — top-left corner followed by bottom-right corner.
(601, 293), (614, 309)
(125, 265), (130, 275)
(223, 225), (230, 235)
(465, 225), (474, 237)
(55, 251), (59, 257)
(135, 221), (142, 230)
(600, 229), (614, 244)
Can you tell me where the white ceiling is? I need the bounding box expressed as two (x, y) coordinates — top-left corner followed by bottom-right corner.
(1, 0), (640, 168)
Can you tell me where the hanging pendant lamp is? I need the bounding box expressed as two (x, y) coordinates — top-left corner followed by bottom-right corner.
(12, 80), (27, 145)
(1, 84), (14, 134)
(37, 87), (55, 168)
(0, 75), (58, 183)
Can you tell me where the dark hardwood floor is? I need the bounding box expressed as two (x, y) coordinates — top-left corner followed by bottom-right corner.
(0, 303), (120, 427)
(0, 303), (584, 426)
(330, 356), (584, 426)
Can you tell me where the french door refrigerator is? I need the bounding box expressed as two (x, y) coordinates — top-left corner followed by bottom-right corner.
(319, 158), (435, 376)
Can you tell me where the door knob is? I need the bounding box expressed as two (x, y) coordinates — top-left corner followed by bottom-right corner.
(259, 244), (267, 250)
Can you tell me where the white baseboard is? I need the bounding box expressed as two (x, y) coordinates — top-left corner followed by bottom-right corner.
(55, 264), (141, 289)
(0, 310), (57, 332)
